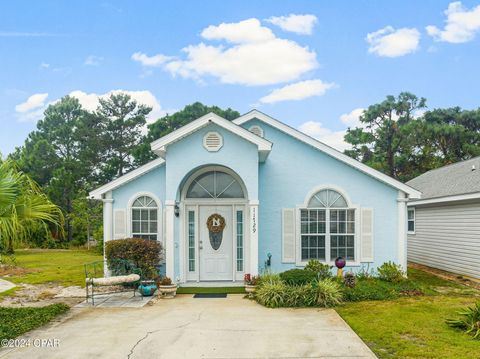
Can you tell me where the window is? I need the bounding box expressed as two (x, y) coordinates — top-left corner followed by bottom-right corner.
(188, 210), (195, 271)
(236, 210), (244, 271)
(300, 189), (355, 262)
(186, 170), (245, 199)
(407, 208), (415, 233)
(131, 196), (158, 240)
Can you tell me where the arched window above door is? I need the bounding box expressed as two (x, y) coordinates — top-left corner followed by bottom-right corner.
(186, 170), (245, 199)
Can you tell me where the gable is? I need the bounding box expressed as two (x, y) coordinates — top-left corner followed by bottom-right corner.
(234, 110), (421, 198)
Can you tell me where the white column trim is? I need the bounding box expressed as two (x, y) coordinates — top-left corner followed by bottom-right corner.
(397, 191), (408, 271)
(165, 200), (175, 280)
(249, 201), (259, 276)
(102, 193), (113, 277)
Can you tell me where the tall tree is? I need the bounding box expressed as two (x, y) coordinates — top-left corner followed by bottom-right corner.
(96, 93), (151, 181)
(134, 102), (240, 164)
(344, 92), (427, 179)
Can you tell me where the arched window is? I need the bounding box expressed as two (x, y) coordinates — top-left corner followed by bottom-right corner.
(186, 170), (245, 199)
(131, 196), (158, 240)
(300, 188), (355, 262)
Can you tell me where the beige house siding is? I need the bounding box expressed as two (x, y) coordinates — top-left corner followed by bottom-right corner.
(407, 200), (480, 279)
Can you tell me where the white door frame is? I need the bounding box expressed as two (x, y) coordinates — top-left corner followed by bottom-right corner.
(182, 200), (249, 283)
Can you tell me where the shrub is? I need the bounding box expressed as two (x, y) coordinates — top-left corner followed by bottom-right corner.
(255, 281), (288, 308)
(313, 279), (343, 307)
(304, 259), (333, 280)
(343, 278), (399, 301)
(377, 261), (405, 283)
(280, 268), (317, 285)
(105, 238), (162, 279)
(283, 283), (317, 307)
(446, 302), (480, 339)
(157, 277), (172, 286)
(257, 272), (282, 286)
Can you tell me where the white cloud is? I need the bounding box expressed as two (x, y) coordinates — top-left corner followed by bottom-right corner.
(131, 52), (172, 67)
(84, 55), (103, 66)
(201, 18), (274, 43)
(15, 90), (165, 124)
(133, 18), (318, 86)
(298, 121), (350, 151)
(15, 93), (48, 113)
(426, 2), (480, 43)
(340, 108), (365, 127)
(259, 79), (334, 104)
(39, 63), (50, 69)
(366, 26), (420, 57)
(265, 14), (318, 35)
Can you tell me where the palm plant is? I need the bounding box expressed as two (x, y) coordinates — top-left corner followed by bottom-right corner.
(0, 160), (63, 257)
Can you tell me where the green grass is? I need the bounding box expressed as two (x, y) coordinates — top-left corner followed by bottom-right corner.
(6, 249), (103, 287)
(336, 268), (480, 359)
(0, 304), (70, 340)
(0, 287), (18, 300)
(177, 286), (246, 294)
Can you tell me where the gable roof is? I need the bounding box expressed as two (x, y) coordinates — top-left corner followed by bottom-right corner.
(234, 110), (421, 198)
(89, 158), (165, 199)
(150, 112), (272, 161)
(407, 156), (480, 204)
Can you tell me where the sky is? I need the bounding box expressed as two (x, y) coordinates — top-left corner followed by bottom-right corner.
(1, 0), (479, 155)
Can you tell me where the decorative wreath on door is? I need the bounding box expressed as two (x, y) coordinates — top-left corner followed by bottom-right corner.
(207, 213), (226, 250)
(206, 213), (226, 233)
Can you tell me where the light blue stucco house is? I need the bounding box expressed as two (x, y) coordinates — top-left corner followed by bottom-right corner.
(90, 110), (421, 285)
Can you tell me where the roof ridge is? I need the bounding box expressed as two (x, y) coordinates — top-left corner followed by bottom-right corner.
(412, 155), (480, 179)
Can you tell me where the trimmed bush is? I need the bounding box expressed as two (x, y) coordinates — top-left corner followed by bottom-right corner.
(304, 259), (333, 280)
(105, 238), (162, 279)
(280, 268), (317, 285)
(377, 261), (405, 283)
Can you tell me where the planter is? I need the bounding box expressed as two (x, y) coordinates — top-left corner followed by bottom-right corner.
(158, 284), (177, 298)
(245, 284), (256, 293)
(138, 282), (157, 297)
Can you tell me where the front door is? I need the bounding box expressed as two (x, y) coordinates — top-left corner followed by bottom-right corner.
(199, 205), (233, 281)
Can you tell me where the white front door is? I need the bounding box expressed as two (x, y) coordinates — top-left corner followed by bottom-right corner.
(199, 205), (233, 281)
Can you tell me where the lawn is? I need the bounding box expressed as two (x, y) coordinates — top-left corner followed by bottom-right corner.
(0, 304), (69, 341)
(336, 268), (480, 359)
(4, 249), (103, 287)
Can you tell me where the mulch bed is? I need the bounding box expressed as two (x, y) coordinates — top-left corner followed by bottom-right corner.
(409, 262), (480, 290)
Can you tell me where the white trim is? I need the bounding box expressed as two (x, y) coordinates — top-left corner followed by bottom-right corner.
(150, 112), (272, 161)
(397, 191), (407, 270)
(165, 200), (175, 280)
(407, 207), (415, 235)
(408, 192), (480, 206)
(302, 184), (353, 208)
(234, 110), (421, 199)
(126, 192), (163, 245)
(89, 158), (165, 199)
(249, 202), (259, 275)
(102, 192), (113, 277)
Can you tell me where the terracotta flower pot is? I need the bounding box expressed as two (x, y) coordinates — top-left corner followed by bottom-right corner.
(159, 284), (177, 298)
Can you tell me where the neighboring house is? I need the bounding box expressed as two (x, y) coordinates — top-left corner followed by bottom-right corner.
(90, 110), (420, 285)
(407, 156), (480, 280)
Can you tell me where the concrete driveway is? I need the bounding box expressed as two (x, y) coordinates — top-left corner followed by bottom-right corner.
(1, 294), (376, 359)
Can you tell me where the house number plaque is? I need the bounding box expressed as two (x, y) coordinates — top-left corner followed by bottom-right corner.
(206, 213), (226, 250)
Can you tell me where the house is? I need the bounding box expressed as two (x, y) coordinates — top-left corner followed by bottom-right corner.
(407, 157), (480, 280)
(89, 110), (420, 284)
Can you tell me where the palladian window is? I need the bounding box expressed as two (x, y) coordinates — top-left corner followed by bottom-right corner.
(300, 189), (355, 262)
(131, 196), (158, 240)
(186, 170), (245, 199)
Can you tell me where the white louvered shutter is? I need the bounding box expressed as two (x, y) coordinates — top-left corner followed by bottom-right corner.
(282, 208), (296, 263)
(360, 208), (374, 262)
(114, 209), (126, 239)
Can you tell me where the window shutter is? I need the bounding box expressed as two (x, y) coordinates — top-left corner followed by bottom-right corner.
(114, 209), (126, 239)
(360, 208), (374, 262)
(282, 208), (296, 263)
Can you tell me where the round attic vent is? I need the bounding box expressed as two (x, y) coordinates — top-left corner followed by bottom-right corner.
(249, 125), (264, 138)
(203, 132), (223, 152)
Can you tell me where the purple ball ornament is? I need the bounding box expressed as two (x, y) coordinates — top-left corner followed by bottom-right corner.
(335, 256), (346, 269)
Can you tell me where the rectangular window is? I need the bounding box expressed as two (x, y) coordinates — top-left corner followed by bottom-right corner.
(300, 209), (326, 261)
(236, 210), (244, 271)
(407, 208), (415, 233)
(132, 208), (157, 240)
(330, 209), (355, 261)
(188, 210), (195, 272)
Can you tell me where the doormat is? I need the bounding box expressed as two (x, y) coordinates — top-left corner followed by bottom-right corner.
(193, 293), (227, 298)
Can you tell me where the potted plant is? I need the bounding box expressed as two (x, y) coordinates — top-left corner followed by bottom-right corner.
(156, 276), (177, 298)
(244, 273), (259, 293)
(138, 267), (158, 297)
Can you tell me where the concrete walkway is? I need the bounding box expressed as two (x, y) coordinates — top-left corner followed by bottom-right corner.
(0, 294), (376, 359)
(0, 278), (15, 293)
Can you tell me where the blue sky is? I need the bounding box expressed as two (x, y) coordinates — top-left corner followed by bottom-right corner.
(1, 0), (479, 155)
